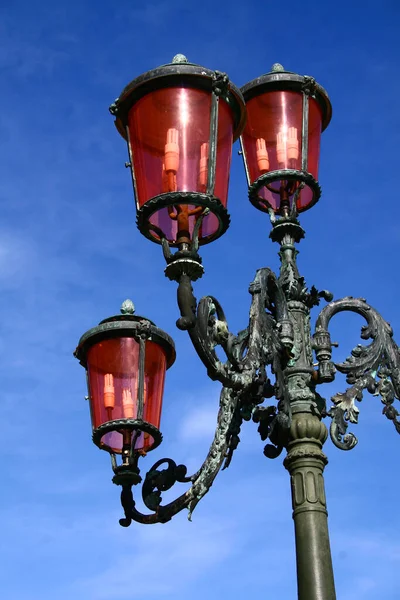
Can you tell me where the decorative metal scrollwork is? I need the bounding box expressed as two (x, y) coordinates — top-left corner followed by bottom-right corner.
(114, 257), (300, 526)
(169, 258), (296, 393)
(114, 215), (400, 528)
(117, 386), (242, 525)
(314, 296), (400, 449)
(142, 458), (191, 511)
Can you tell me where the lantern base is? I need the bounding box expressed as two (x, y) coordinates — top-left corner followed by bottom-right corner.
(269, 217), (305, 245)
(92, 419), (163, 453)
(136, 192), (230, 247)
(112, 464), (142, 487)
(165, 257), (204, 282)
(248, 170), (321, 214)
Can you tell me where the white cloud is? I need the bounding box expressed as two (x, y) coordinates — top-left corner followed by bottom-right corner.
(75, 514), (235, 599)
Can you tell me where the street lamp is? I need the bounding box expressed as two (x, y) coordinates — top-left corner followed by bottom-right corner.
(240, 62), (331, 215)
(74, 299), (176, 491)
(109, 53), (245, 248)
(75, 55), (400, 600)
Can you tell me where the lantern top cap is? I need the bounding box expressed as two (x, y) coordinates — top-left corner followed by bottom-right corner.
(111, 54), (246, 141)
(74, 300), (176, 369)
(240, 64), (332, 131)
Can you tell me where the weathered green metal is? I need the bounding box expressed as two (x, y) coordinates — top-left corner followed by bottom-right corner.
(248, 170), (322, 215)
(284, 412), (336, 600)
(271, 217), (335, 600)
(136, 191), (230, 247)
(117, 386), (241, 526)
(108, 212), (400, 598)
(314, 296), (400, 446)
(74, 299), (176, 369)
(110, 55), (246, 140)
(92, 419), (163, 453)
(75, 56), (400, 600)
(240, 65), (332, 129)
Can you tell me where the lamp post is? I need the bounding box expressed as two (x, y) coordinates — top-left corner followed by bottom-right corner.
(75, 55), (400, 600)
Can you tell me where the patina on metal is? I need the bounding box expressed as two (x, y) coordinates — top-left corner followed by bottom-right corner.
(75, 57), (400, 600)
(314, 296), (400, 448)
(109, 211), (400, 600)
(248, 169), (322, 215)
(136, 191), (230, 247)
(74, 301), (176, 371)
(110, 56), (246, 137)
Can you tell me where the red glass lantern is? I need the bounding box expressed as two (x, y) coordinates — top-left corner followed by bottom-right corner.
(74, 300), (175, 461)
(110, 54), (246, 247)
(240, 63), (332, 215)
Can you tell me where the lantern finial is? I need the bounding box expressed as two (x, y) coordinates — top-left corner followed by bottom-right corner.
(172, 53), (188, 64)
(271, 63), (285, 72)
(120, 299), (135, 315)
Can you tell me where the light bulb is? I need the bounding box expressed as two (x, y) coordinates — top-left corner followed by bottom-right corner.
(164, 128), (179, 173)
(287, 127), (299, 161)
(199, 142), (209, 187)
(277, 127), (299, 165)
(103, 373), (115, 410)
(256, 138), (269, 172)
(122, 388), (135, 419)
(276, 130), (286, 165)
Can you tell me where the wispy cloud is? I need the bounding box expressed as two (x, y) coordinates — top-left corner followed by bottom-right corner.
(332, 529), (400, 600)
(75, 514), (236, 599)
(0, 2), (399, 600)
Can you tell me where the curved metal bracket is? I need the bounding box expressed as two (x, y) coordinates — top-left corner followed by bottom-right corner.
(116, 386), (241, 526)
(174, 267), (294, 393)
(314, 296), (400, 449)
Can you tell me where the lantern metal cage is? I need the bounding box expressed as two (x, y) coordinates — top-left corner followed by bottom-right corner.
(74, 300), (176, 485)
(240, 63), (332, 216)
(109, 54), (246, 248)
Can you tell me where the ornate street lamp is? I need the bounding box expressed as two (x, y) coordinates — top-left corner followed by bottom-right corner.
(109, 53), (246, 248)
(239, 62), (331, 216)
(76, 56), (400, 600)
(74, 299), (176, 492)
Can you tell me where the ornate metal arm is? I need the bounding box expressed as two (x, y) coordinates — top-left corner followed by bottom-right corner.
(114, 213), (400, 527)
(160, 211), (294, 392)
(115, 219), (307, 526)
(117, 386), (242, 526)
(115, 260), (297, 526)
(166, 256), (294, 389)
(314, 296), (400, 449)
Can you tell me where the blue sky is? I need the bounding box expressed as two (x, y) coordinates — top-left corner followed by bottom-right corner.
(1, 0), (400, 598)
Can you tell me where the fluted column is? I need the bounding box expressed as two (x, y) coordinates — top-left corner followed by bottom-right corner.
(284, 410), (336, 600)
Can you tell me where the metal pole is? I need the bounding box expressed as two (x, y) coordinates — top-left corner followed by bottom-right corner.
(270, 214), (337, 599)
(284, 409), (336, 600)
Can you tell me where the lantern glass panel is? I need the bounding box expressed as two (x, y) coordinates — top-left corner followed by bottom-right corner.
(128, 87), (233, 243)
(303, 99), (322, 207)
(87, 337), (167, 453)
(144, 341), (167, 435)
(128, 87), (211, 202)
(242, 90), (322, 212)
